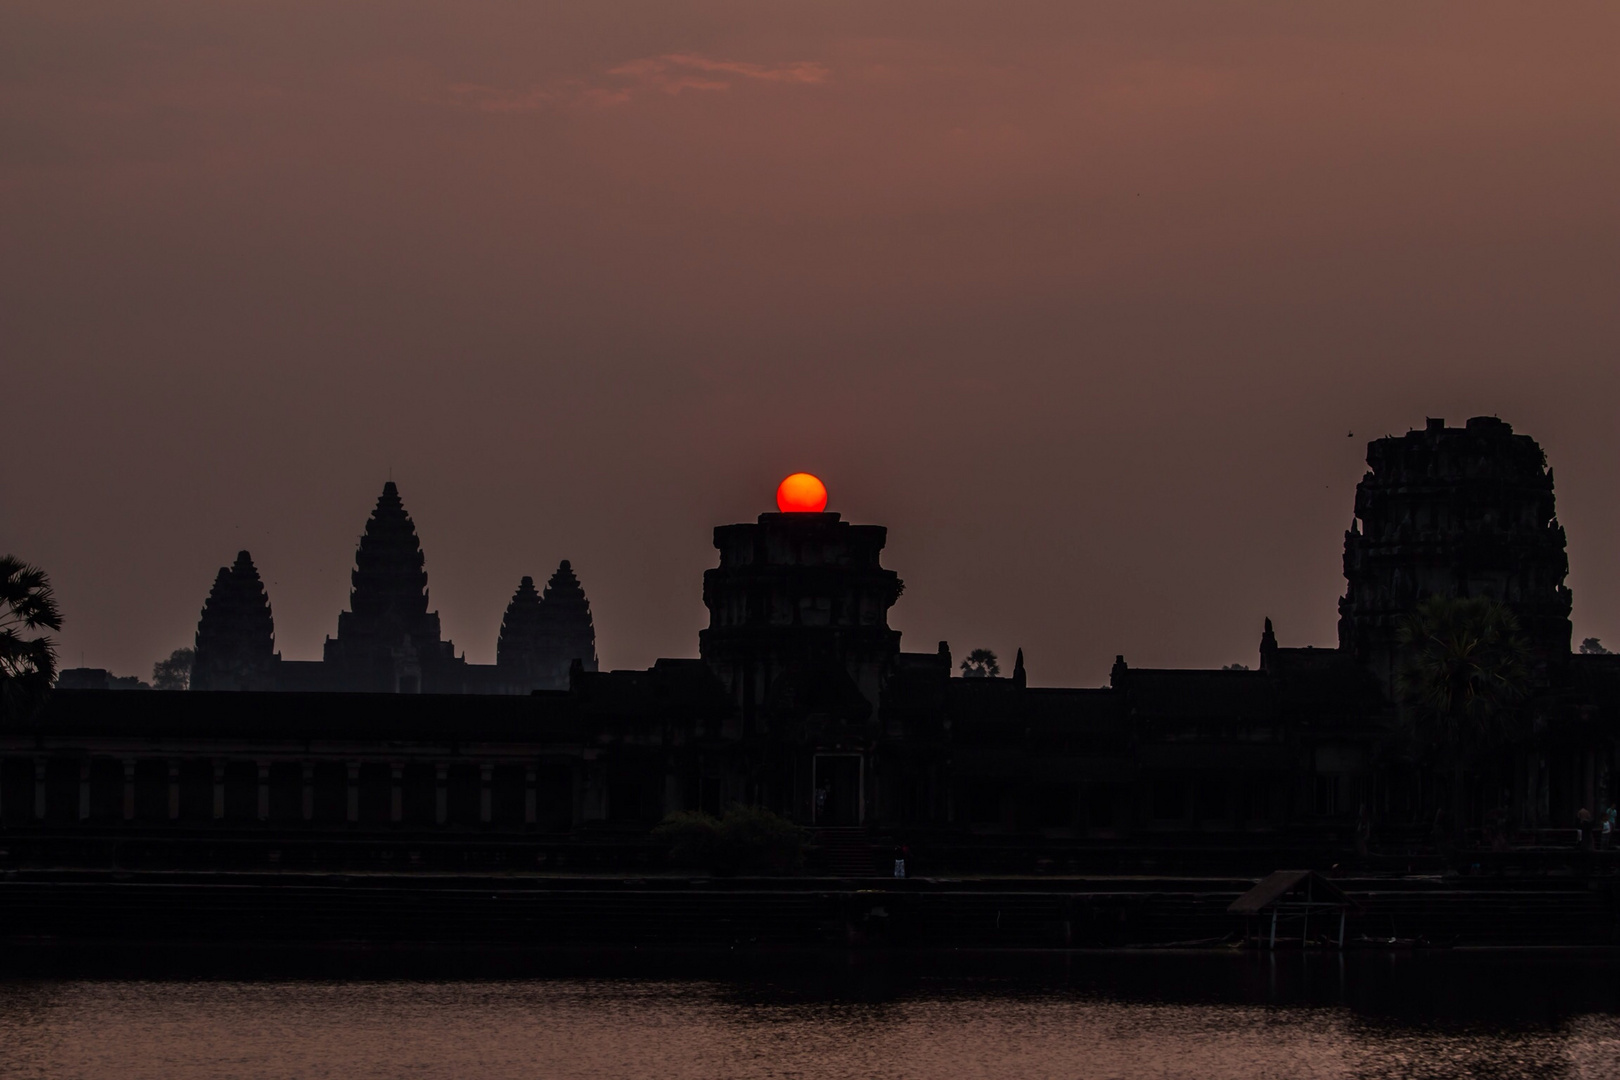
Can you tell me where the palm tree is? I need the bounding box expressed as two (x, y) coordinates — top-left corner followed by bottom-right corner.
(1396, 595), (1531, 837)
(960, 648), (1000, 679)
(0, 556), (64, 722)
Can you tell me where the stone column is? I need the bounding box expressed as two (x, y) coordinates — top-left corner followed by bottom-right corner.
(346, 762), (361, 824)
(79, 759), (92, 821)
(168, 760), (181, 820)
(1523, 755), (1535, 828)
(435, 764), (448, 825)
(257, 761), (271, 822)
(479, 763), (493, 824)
(1539, 753), (1552, 826)
(580, 760), (605, 823)
(301, 763), (315, 822)
(212, 760), (226, 820)
(33, 757), (48, 821)
(120, 758), (135, 821)
(524, 766), (537, 827)
(390, 762), (404, 824)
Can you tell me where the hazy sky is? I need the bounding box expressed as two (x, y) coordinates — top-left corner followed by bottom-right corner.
(6, 1), (1619, 685)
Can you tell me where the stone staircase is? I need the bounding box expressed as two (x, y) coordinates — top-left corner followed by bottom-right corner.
(812, 827), (881, 878)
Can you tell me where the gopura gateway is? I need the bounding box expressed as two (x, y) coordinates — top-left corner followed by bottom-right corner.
(4, 417), (1617, 873)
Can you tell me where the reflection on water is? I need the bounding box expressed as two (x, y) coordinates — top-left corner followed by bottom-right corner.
(0, 954), (1617, 1079)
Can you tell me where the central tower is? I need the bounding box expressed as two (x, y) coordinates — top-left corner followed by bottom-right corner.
(700, 501), (903, 734)
(323, 481), (455, 692)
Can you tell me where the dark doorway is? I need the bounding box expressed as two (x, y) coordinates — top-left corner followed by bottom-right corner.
(813, 754), (862, 825)
(492, 765), (525, 827)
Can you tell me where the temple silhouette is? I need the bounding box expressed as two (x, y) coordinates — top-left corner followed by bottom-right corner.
(1339, 416), (1574, 686)
(4, 416), (1618, 875)
(190, 481), (598, 694)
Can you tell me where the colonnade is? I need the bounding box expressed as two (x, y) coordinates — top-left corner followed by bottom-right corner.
(0, 753), (586, 830)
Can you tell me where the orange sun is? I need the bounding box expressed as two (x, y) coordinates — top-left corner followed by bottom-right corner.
(776, 472), (828, 513)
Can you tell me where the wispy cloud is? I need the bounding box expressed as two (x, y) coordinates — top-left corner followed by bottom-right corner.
(627, 54), (829, 88)
(447, 53), (828, 112)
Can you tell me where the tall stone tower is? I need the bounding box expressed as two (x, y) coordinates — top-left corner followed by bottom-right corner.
(700, 510), (903, 733)
(192, 550), (278, 691)
(1338, 416), (1573, 695)
(495, 563), (598, 691)
(496, 575), (544, 674)
(323, 481), (455, 692)
(534, 560), (598, 689)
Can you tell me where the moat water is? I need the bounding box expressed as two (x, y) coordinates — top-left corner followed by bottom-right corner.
(0, 953), (1617, 1078)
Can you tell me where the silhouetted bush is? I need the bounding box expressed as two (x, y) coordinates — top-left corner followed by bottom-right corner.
(653, 810), (726, 870)
(653, 804), (805, 875)
(152, 647), (194, 691)
(720, 804), (806, 874)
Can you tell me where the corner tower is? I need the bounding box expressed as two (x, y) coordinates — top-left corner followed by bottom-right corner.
(534, 560), (598, 689)
(495, 562), (598, 691)
(1338, 416), (1572, 694)
(192, 550), (278, 691)
(495, 575), (544, 674)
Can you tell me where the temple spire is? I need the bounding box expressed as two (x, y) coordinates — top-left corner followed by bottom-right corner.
(496, 575), (545, 674)
(192, 550), (277, 691)
(493, 562), (598, 690)
(345, 481), (432, 627)
(533, 560), (598, 689)
(323, 480), (452, 691)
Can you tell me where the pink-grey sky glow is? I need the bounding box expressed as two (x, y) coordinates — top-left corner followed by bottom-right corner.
(5, 1), (1619, 684)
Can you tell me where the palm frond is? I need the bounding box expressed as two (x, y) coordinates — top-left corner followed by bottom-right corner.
(0, 556), (63, 722)
(1395, 594), (1530, 759)
(0, 556), (63, 632)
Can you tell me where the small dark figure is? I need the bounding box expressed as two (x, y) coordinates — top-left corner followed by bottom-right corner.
(893, 843), (909, 879)
(1577, 807), (1592, 851)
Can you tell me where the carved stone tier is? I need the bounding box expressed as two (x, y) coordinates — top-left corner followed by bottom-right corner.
(192, 551), (278, 691)
(700, 512), (903, 733)
(323, 481), (456, 693)
(1338, 416), (1572, 695)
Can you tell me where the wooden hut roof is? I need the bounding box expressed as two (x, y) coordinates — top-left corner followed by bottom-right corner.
(1227, 869), (1353, 914)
